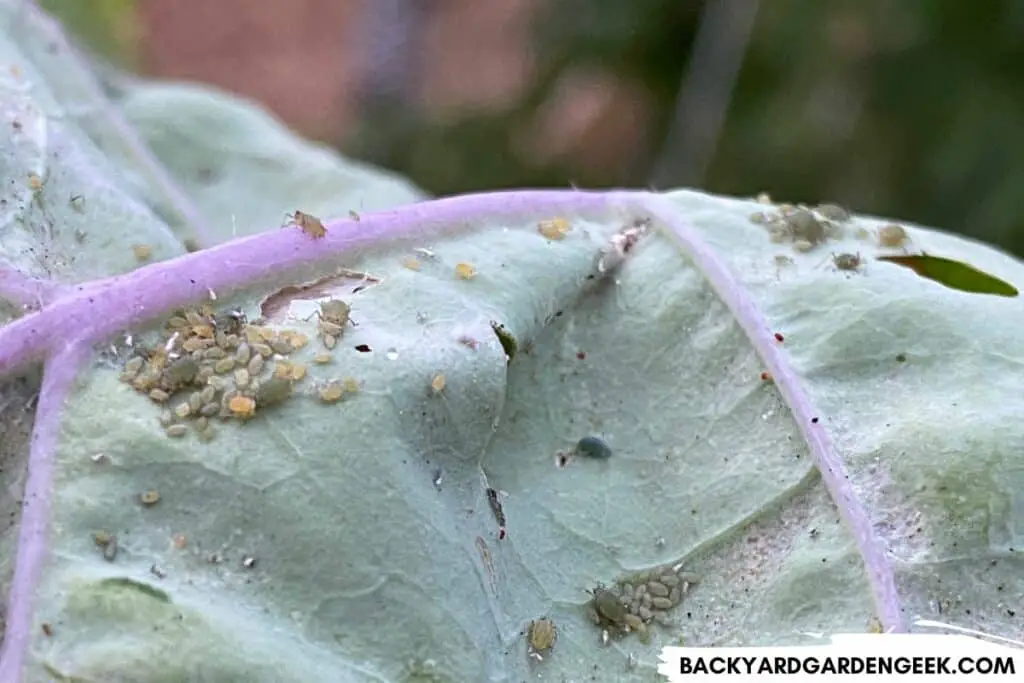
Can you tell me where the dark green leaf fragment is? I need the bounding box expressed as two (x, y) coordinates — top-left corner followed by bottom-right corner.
(490, 321), (517, 362)
(877, 253), (1018, 298)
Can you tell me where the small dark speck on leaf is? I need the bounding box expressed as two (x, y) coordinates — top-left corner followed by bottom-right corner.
(354, 344), (371, 353)
(896, 353), (907, 362)
(576, 351), (586, 360)
(774, 332), (785, 342)
(811, 417), (819, 424)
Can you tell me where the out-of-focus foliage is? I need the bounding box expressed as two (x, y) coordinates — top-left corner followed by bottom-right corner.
(37, 0), (140, 68)
(48, 0), (1024, 256)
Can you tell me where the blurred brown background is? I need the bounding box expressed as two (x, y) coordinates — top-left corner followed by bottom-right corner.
(41, 0), (1024, 256)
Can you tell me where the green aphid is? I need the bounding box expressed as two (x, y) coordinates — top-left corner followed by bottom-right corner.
(574, 436), (612, 459)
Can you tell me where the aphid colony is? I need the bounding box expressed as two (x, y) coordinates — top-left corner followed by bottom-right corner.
(585, 562), (699, 644)
(749, 199), (848, 254)
(750, 193), (910, 252)
(118, 302), (358, 441)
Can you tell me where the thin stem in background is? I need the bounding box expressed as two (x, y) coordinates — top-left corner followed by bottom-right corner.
(650, 0), (761, 188)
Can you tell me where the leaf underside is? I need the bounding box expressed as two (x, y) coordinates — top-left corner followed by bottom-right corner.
(1, 6), (1024, 682)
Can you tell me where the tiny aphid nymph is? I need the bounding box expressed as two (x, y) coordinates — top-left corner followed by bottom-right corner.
(832, 252), (862, 271)
(286, 210), (326, 238)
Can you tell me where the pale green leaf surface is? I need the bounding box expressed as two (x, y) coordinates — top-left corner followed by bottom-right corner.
(1, 6), (1023, 681)
(116, 82), (429, 241)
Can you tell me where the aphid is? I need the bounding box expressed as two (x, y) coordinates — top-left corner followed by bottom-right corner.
(454, 262), (476, 280)
(270, 339), (294, 355)
(815, 203), (851, 222)
(131, 244), (151, 262)
(122, 356), (144, 377)
(214, 358), (235, 374)
(646, 581), (670, 598)
(317, 381), (343, 403)
(228, 395), (256, 419)
(527, 618), (557, 660)
(251, 342), (272, 358)
(312, 352), (332, 364)
(878, 223), (907, 248)
(537, 217), (570, 241)
(163, 358), (199, 387)
(402, 256), (421, 271)
(234, 368), (251, 388)
(41, 623), (52, 637)
(234, 343), (251, 365)
(148, 388), (170, 403)
(430, 374), (446, 394)
(793, 239), (814, 253)
(256, 377), (292, 407)
(574, 436), (612, 459)
(173, 402), (191, 419)
(139, 490), (161, 506)
(280, 330), (308, 350)
(749, 212), (767, 225)
(150, 564), (167, 579)
(319, 299), (351, 326)
(247, 354), (265, 375)
(286, 210), (326, 238)
(273, 360), (306, 382)
(651, 597), (673, 610)
(188, 391), (203, 413)
(213, 309), (247, 335)
(832, 252), (862, 271)
(200, 402), (220, 418)
(587, 584), (635, 641)
(757, 192), (772, 204)
(198, 425), (215, 442)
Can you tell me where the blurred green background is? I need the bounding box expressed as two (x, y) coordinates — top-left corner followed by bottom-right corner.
(39, 0), (1024, 256)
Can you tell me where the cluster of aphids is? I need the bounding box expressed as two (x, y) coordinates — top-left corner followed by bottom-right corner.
(749, 196), (853, 254)
(585, 562), (699, 645)
(118, 302), (358, 441)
